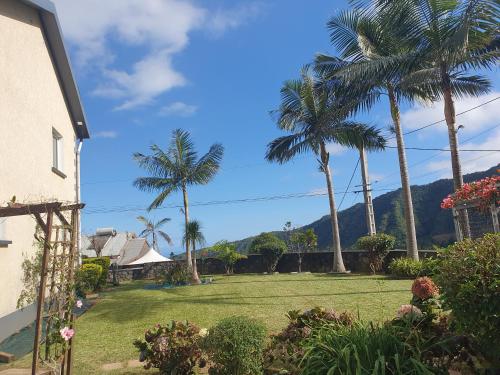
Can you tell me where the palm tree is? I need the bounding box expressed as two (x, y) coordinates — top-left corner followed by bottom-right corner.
(266, 70), (386, 272)
(134, 129), (224, 282)
(136, 216), (173, 251)
(183, 220), (206, 283)
(381, 0), (497, 237)
(315, 7), (435, 259)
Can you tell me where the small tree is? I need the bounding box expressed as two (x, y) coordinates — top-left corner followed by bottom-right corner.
(356, 233), (396, 274)
(250, 233), (287, 274)
(211, 241), (246, 275)
(290, 229), (317, 273)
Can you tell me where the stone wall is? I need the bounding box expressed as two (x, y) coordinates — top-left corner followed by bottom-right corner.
(112, 250), (437, 280)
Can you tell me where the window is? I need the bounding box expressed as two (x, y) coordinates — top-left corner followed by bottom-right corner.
(0, 219), (11, 248)
(52, 128), (65, 178)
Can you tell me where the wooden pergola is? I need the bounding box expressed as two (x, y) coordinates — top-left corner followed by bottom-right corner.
(0, 202), (84, 375)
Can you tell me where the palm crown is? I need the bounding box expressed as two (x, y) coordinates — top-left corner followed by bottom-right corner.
(136, 216), (173, 251)
(134, 129), (224, 210)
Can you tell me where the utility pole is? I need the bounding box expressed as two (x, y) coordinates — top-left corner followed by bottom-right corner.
(359, 147), (376, 236)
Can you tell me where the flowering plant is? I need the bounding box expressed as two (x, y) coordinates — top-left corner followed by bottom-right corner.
(441, 175), (499, 211)
(411, 277), (439, 300)
(396, 304), (423, 320)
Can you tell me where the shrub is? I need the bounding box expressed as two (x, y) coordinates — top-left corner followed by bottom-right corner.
(211, 240), (247, 274)
(204, 316), (267, 375)
(264, 307), (353, 374)
(77, 263), (102, 293)
(388, 257), (438, 278)
(82, 257), (110, 288)
(301, 322), (446, 375)
(435, 234), (500, 365)
(133, 320), (205, 375)
(250, 233), (287, 273)
(356, 233), (395, 273)
(163, 262), (191, 286)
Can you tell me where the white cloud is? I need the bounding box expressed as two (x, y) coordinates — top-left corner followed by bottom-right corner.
(425, 128), (500, 178)
(401, 92), (500, 135)
(159, 102), (198, 117)
(326, 143), (347, 155)
(94, 131), (118, 139)
(52, 1), (264, 110)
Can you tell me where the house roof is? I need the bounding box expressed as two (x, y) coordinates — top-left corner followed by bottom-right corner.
(118, 238), (150, 266)
(101, 232), (129, 257)
(18, 0), (89, 139)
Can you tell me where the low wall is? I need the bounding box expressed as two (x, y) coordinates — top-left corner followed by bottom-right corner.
(111, 250), (437, 281)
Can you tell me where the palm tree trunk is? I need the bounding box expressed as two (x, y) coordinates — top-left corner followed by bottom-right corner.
(191, 241), (201, 284)
(442, 73), (471, 238)
(387, 85), (419, 260)
(359, 147), (376, 236)
(320, 142), (346, 273)
(182, 186), (192, 268)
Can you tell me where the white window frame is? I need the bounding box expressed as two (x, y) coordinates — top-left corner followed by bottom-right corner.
(52, 128), (66, 178)
(0, 219), (11, 248)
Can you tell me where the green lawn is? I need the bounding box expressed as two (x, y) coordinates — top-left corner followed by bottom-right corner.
(4, 273), (412, 374)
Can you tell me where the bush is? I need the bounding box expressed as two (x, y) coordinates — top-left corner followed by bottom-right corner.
(250, 233), (287, 273)
(435, 234), (500, 365)
(164, 262), (191, 286)
(264, 307), (354, 374)
(388, 257), (438, 278)
(301, 322), (446, 375)
(356, 233), (395, 273)
(211, 240), (247, 275)
(204, 316), (267, 375)
(82, 257), (110, 288)
(133, 320), (205, 375)
(77, 263), (102, 293)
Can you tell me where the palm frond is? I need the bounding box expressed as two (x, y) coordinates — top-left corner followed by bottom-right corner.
(265, 133), (312, 164)
(190, 143), (224, 185)
(158, 230), (173, 246)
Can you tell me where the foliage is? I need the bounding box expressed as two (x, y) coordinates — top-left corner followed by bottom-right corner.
(388, 257), (439, 278)
(82, 257), (110, 289)
(164, 263), (191, 286)
(290, 229), (317, 272)
(435, 234), (500, 364)
(136, 216), (173, 250)
(264, 307), (353, 374)
(301, 321), (447, 375)
(356, 233), (395, 274)
(17, 233), (44, 309)
(203, 316), (267, 375)
(76, 263), (103, 294)
(133, 320), (205, 375)
(211, 240), (247, 275)
(441, 175), (500, 211)
(250, 233), (287, 273)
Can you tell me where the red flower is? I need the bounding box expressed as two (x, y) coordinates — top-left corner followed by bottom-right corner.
(411, 277), (439, 300)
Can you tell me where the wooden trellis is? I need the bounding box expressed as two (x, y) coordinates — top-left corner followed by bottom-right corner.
(0, 202), (84, 375)
(452, 200), (499, 241)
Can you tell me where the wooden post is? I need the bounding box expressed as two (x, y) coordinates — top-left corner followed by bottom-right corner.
(452, 207), (463, 242)
(32, 210), (54, 375)
(491, 204), (500, 234)
(359, 147), (376, 236)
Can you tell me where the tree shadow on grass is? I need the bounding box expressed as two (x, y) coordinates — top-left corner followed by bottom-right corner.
(89, 288), (407, 324)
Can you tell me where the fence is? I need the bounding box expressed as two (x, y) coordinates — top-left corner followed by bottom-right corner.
(111, 250), (437, 281)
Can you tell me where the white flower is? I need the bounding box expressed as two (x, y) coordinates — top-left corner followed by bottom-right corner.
(199, 328), (208, 337)
(76, 300), (83, 308)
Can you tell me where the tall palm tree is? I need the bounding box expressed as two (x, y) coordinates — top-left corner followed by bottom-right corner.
(136, 216), (173, 251)
(381, 0), (497, 237)
(315, 7), (436, 259)
(134, 129), (224, 282)
(183, 220), (205, 283)
(266, 71), (386, 272)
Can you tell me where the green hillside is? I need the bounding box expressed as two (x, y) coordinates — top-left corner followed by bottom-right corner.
(233, 165), (499, 251)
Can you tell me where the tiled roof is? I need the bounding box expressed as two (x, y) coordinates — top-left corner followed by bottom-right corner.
(117, 238), (149, 265)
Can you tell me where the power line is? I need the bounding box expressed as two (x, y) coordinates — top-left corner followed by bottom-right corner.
(338, 158), (360, 210)
(83, 187), (395, 215)
(385, 146), (500, 152)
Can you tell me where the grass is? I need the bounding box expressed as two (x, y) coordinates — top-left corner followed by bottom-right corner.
(3, 273), (411, 374)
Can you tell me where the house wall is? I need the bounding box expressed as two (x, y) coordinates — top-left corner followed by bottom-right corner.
(0, 0), (78, 333)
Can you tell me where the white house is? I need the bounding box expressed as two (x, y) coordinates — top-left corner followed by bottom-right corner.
(0, 0), (89, 341)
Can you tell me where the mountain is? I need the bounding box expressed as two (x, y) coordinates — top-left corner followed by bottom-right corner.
(233, 164), (499, 252)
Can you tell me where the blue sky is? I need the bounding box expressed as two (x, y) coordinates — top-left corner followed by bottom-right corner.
(52, 0), (499, 255)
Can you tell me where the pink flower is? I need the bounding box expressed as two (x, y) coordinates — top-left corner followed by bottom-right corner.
(60, 327), (75, 341)
(76, 300), (83, 308)
(396, 304), (423, 319)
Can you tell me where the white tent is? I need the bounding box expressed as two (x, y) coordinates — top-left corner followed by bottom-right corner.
(126, 247), (172, 265)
